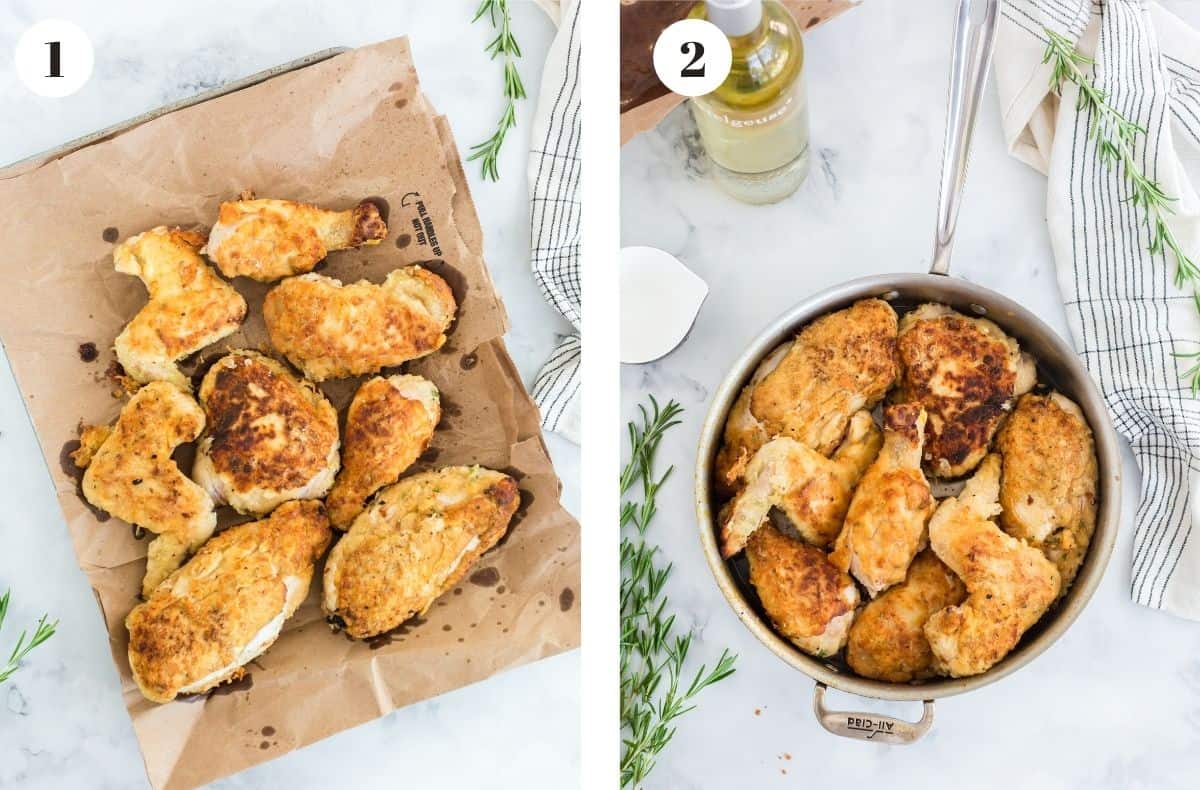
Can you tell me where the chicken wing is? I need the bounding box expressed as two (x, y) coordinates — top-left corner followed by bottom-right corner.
(205, 197), (387, 282)
(924, 455), (1061, 677)
(996, 392), (1098, 593)
(846, 550), (966, 682)
(113, 227), (246, 391)
(324, 466), (518, 639)
(895, 304), (1036, 478)
(262, 267), (457, 382)
(747, 525), (860, 658)
(750, 298), (898, 456)
(192, 351), (340, 515)
(713, 342), (791, 497)
(71, 382), (217, 597)
(326, 374), (441, 530)
(720, 411), (881, 557)
(126, 500), (330, 703)
(830, 404), (936, 597)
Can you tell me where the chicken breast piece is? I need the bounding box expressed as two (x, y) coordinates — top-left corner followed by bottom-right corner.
(71, 382), (217, 597)
(719, 411), (881, 557)
(193, 351), (340, 515)
(263, 267), (457, 382)
(747, 525), (860, 658)
(846, 550), (966, 682)
(830, 404), (936, 597)
(113, 227), (247, 391)
(205, 197), (387, 282)
(896, 304), (1036, 478)
(126, 500), (330, 703)
(996, 392), (1098, 593)
(324, 466), (519, 639)
(326, 375), (441, 530)
(750, 299), (898, 457)
(924, 455), (1061, 677)
(713, 342), (791, 497)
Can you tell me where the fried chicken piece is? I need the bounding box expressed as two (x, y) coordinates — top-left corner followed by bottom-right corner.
(750, 299), (898, 456)
(719, 411), (881, 557)
(126, 500), (330, 703)
(72, 382), (217, 597)
(895, 304), (1036, 478)
(112, 227), (246, 391)
(846, 550), (966, 682)
(747, 525), (860, 658)
(924, 455), (1061, 677)
(326, 375), (441, 530)
(192, 351), (340, 515)
(996, 392), (1098, 593)
(830, 404), (936, 597)
(323, 466), (519, 639)
(262, 267), (457, 382)
(713, 342), (791, 497)
(205, 197), (387, 282)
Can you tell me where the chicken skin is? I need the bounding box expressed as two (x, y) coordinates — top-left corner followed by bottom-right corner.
(895, 304), (1036, 478)
(71, 382), (217, 597)
(324, 466), (519, 639)
(193, 351), (340, 515)
(126, 500), (331, 703)
(996, 392), (1098, 593)
(205, 197), (387, 282)
(924, 455), (1061, 677)
(750, 299), (898, 457)
(719, 411), (882, 557)
(830, 404), (936, 597)
(713, 342), (791, 497)
(846, 550), (966, 682)
(326, 374), (441, 530)
(747, 525), (860, 658)
(263, 266), (457, 382)
(112, 227), (246, 391)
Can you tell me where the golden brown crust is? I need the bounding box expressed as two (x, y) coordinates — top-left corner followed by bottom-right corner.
(126, 501), (331, 703)
(323, 467), (518, 639)
(262, 267), (457, 382)
(713, 342), (791, 497)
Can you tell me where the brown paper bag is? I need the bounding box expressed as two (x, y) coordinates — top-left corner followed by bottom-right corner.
(0, 37), (580, 790)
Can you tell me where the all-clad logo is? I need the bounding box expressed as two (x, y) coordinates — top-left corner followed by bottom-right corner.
(845, 716), (895, 739)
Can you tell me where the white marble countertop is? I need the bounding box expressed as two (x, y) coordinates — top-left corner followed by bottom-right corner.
(0, 2), (578, 788)
(622, 2), (1200, 788)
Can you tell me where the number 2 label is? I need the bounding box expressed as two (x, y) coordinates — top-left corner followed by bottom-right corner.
(680, 41), (705, 78)
(652, 20), (731, 98)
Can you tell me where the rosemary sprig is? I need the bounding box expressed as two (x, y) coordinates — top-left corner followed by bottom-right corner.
(620, 397), (737, 788)
(0, 589), (58, 684)
(1042, 27), (1200, 393)
(469, 0), (527, 181)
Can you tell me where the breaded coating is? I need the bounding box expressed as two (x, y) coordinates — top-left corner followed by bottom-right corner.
(895, 304), (1036, 478)
(925, 455), (1061, 677)
(326, 375), (441, 530)
(72, 382), (216, 597)
(830, 404), (936, 597)
(750, 299), (898, 457)
(113, 227), (246, 391)
(996, 392), (1098, 593)
(713, 342), (791, 497)
(323, 466), (519, 639)
(193, 351), (340, 515)
(205, 197), (387, 282)
(846, 550), (966, 682)
(720, 411), (881, 557)
(126, 500), (330, 703)
(747, 525), (860, 658)
(262, 267), (457, 382)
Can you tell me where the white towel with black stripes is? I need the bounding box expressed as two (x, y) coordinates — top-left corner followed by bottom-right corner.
(995, 0), (1200, 618)
(528, 0), (582, 443)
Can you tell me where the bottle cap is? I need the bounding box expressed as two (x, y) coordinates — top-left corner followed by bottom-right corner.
(706, 0), (763, 37)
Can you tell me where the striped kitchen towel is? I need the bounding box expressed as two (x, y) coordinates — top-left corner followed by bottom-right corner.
(528, 0), (582, 443)
(995, 0), (1200, 617)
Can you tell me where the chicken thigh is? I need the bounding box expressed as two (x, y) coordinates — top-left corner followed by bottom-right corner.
(713, 342), (791, 496)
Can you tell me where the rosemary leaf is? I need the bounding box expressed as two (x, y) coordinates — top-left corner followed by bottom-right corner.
(0, 589), (58, 684)
(469, 0), (527, 182)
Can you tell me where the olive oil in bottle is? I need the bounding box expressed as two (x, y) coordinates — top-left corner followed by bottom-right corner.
(689, 0), (810, 204)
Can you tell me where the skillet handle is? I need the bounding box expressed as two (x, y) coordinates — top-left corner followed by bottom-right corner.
(812, 683), (934, 745)
(930, 0), (1001, 277)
